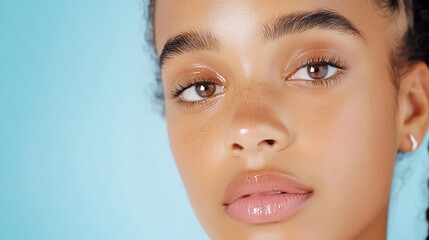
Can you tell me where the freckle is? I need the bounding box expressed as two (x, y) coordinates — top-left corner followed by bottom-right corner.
(185, 121), (219, 163)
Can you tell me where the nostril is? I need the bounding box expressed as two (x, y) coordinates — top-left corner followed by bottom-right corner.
(232, 143), (244, 150)
(257, 139), (277, 148)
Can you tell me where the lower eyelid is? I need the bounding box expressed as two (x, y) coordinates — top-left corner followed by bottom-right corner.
(310, 72), (344, 86)
(175, 92), (224, 110)
(287, 71), (345, 89)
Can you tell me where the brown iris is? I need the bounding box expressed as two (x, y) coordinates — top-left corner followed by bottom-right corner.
(307, 64), (329, 79)
(195, 82), (216, 98)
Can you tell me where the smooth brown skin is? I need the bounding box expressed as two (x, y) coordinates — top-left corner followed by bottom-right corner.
(154, 0), (429, 239)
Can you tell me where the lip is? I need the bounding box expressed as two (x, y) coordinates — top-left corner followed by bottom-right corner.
(223, 171), (313, 224)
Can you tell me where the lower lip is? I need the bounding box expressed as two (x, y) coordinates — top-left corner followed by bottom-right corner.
(225, 193), (310, 224)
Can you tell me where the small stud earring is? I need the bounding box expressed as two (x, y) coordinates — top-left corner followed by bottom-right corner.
(409, 133), (418, 151)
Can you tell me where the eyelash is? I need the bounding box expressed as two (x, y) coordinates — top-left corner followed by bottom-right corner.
(170, 76), (216, 98)
(288, 55), (349, 87)
(169, 55), (349, 109)
(169, 76), (218, 109)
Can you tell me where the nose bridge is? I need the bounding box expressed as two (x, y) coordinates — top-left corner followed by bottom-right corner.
(225, 86), (290, 156)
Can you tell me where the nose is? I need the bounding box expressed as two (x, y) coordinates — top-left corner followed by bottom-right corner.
(225, 110), (290, 157)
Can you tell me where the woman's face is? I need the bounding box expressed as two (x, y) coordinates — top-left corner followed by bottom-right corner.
(154, 0), (405, 239)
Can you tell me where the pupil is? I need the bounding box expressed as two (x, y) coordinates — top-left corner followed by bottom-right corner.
(196, 83), (216, 97)
(307, 64), (328, 79)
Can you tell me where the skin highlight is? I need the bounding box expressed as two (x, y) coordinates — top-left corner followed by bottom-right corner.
(152, 0), (429, 239)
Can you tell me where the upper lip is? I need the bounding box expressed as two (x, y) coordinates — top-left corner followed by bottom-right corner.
(223, 171), (313, 206)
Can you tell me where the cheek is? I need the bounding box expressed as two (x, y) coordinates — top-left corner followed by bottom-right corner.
(166, 109), (213, 177)
(316, 92), (397, 195)
(296, 77), (398, 236)
(165, 106), (226, 209)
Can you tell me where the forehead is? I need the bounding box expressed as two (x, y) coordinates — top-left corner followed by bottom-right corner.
(154, 0), (395, 52)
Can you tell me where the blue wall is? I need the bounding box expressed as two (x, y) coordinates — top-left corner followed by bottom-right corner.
(0, 0), (208, 239)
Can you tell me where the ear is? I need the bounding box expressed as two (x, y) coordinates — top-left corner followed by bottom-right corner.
(397, 62), (429, 152)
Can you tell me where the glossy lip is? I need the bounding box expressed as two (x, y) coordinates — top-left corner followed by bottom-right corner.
(223, 171), (313, 224)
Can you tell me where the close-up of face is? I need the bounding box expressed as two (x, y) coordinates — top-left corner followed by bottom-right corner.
(152, 0), (429, 239)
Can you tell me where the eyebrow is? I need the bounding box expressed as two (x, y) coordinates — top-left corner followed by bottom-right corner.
(263, 9), (364, 41)
(159, 31), (218, 67)
(159, 9), (363, 67)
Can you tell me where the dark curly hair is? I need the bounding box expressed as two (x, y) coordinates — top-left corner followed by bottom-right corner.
(146, 0), (429, 238)
(375, 0), (429, 87)
(377, 1), (429, 239)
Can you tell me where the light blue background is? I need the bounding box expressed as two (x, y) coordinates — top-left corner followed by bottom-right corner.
(0, 0), (208, 239)
(1, 1), (428, 239)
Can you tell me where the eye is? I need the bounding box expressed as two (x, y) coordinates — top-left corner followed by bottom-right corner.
(181, 81), (224, 102)
(290, 63), (339, 81)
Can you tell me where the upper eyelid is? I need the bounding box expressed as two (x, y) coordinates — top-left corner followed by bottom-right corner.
(180, 78), (216, 92)
(173, 68), (226, 87)
(284, 54), (349, 77)
(299, 55), (348, 68)
(291, 64), (339, 79)
(169, 76), (223, 99)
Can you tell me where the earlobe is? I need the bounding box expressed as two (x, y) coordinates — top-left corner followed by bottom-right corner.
(397, 62), (429, 152)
